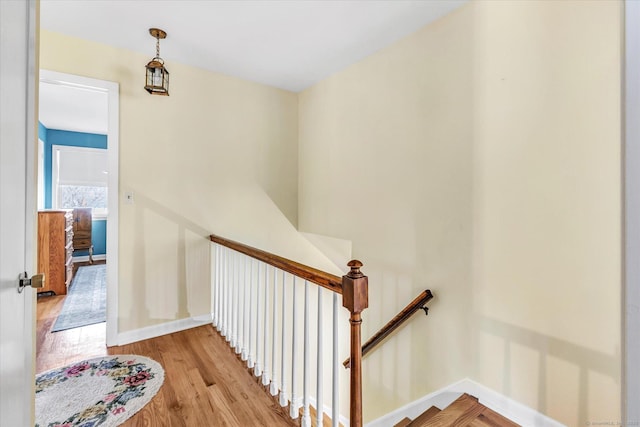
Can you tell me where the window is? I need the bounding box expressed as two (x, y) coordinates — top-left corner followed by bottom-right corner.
(52, 145), (108, 218)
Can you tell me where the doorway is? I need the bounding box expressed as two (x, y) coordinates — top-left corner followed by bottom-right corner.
(36, 70), (119, 372)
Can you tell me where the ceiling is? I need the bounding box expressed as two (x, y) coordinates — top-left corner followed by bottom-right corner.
(39, 0), (466, 134)
(39, 81), (109, 134)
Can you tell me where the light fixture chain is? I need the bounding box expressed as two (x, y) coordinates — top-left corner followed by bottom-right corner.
(156, 36), (160, 58)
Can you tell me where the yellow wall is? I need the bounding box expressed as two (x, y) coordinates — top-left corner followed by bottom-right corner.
(471, 1), (621, 425)
(39, 31), (331, 333)
(299, 1), (621, 424)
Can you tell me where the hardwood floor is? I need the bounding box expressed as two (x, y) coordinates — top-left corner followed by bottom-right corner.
(37, 260), (108, 372)
(112, 327), (298, 427)
(36, 293), (107, 373)
(36, 294), (297, 426)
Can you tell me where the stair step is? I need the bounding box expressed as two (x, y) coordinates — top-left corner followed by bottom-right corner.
(469, 418), (495, 427)
(415, 394), (486, 427)
(406, 406), (442, 427)
(473, 410), (520, 427)
(397, 393), (520, 427)
(394, 417), (413, 427)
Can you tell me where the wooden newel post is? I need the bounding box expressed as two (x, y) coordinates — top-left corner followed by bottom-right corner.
(342, 259), (368, 427)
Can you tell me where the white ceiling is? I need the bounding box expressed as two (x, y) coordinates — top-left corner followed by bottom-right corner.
(39, 0), (466, 134)
(39, 81), (109, 134)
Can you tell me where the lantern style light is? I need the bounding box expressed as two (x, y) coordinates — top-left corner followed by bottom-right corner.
(144, 28), (169, 96)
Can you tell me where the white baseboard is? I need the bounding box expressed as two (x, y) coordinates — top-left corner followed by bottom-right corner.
(117, 314), (213, 346)
(72, 254), (107, 263)
(365, 378), (565, 427)
(459, 379), (565, 427)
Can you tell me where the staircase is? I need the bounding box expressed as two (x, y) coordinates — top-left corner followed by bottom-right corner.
(393, 393), (520, 427)
(210, 233), (369, 427)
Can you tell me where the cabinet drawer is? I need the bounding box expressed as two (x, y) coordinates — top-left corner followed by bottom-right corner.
(74, 238), (92, 249)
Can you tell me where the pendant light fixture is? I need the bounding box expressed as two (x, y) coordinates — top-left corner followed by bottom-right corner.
(144, 28), (169, 96)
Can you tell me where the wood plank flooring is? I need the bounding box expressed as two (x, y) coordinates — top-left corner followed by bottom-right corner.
(36, 294), (107, 372)
(36, 294), (297, 426)
(396, 394), (520, 427)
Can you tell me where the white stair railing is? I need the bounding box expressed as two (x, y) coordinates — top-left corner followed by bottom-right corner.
(262, 264), (270, 386)
(255, 261), (263, 377)
(210, 235), (369, 427)
(302, 280), (311, 426)
(290, 276), (299, 419)
(270, 267), (278, 396)
(316, 286), (324, 427)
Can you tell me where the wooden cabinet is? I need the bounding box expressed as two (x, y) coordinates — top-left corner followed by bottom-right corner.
(37, 210), (73, 295)
(72, 208), (93, 263)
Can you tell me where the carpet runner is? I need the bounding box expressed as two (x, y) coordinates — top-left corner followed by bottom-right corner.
(52, 264), (106, 332)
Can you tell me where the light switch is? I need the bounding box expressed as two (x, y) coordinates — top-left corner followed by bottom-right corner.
(125, 192), (134, 204)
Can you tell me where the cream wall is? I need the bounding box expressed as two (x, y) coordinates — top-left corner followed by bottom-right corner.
(40, 31), (320, 333)
(299, 1), (621, 425)
(471, 1), (621, 425)
(299, 3), (475, 420)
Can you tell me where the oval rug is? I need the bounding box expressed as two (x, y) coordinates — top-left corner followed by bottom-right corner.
(35, 355), (164, 427)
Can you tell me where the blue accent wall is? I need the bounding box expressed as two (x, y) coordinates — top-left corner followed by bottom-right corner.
(38, 124), (108, 256)
(43, 129), (107, 209)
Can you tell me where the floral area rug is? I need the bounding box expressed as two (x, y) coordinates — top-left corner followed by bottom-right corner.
(35, 355), (164, 427)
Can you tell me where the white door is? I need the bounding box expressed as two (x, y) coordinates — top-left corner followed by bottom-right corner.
(0, 0), (38, 425)
(626, 0), (640, 421)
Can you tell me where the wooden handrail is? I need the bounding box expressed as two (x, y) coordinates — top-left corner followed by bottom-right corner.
(343, 289), (433, 369)
(210, 233), (368, 427)
(210, 233), (343, 294)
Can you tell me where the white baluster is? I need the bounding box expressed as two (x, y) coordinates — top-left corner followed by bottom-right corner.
(225, 251), (233, 341)
(316, 287), (324, 427)
(216, 245), (222, 331)
(279, 272), (288, 407)
(262, 264), (270, 386)
(234, 252), (242, 354)
(270, 267), (278, 396)
(218, 247), (223, 334)
(301, 280), (311, 427)
(255, 262), (263, 377)
(332, 293), (339, 427)
(238, 255), (245, 356)
(248, 258), (255, 369)
(290, 276), (299, 419)
(212, 244), (218, 328)
(242, 256), (249, 361)
(223, 247), (228, 335)
(231, 251), (237, 348)
(216, 245), (221, 328)
(222, 248), (228, 339)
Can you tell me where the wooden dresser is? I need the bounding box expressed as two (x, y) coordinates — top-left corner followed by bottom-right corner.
(37, 210), (73, 295)
(72, 208), (93, 263)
